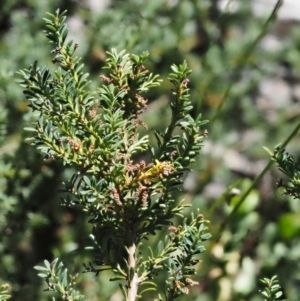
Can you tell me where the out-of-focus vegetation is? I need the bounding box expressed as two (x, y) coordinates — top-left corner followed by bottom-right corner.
(1, 0), (300, 300)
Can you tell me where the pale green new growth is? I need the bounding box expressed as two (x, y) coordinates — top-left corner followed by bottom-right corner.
(259, 275), (284, 301)
(0, 284), (10, 301)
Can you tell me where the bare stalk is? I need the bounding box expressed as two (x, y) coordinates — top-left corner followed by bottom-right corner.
(127, 243), (140, 301)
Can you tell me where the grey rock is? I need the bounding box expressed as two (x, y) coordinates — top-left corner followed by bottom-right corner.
(258, 78), (291, 109)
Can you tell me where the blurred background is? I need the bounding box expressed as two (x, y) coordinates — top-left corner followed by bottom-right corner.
(1, 0), (300, 300)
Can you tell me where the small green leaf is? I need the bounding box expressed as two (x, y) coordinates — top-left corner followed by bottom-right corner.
(44, 260), (51, 270)
(129, 268), (135, 281)
(200, 233), (212, 241)
(110, 275), (126, 281)
(34, 265), (48, 271)
(24, 127), (37, 132)
(119, 284), (127, 298)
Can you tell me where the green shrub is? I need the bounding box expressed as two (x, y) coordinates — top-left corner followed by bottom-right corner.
(17, 10), (212, 300)
(1, 0), (298, 300)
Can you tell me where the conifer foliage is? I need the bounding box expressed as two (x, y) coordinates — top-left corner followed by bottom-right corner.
(17, 9), (211, 301)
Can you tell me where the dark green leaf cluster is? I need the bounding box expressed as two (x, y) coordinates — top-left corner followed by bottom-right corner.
(272, 145), (300, 199)
(102, 49), (161, 118)
(138, 211), (211, 300)
(34, 259), (86, 301)
(17, 9), (210, 300)
(155, 62), (208, 170)
(259, 275), (284, 301)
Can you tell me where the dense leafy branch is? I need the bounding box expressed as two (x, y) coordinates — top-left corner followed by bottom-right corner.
(139, 211), (211, 300)
(271, 145), (300, 199)
(259, 275), (284, 301)
(34, 259), (86, 301)
(17, 9), (210, 301)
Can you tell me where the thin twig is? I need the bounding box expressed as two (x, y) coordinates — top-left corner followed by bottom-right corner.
(216, 119), (300, 242)
(210, 0), (283, 124)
